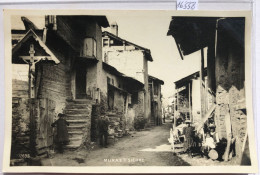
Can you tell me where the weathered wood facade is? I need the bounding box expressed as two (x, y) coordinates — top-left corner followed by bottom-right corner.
(168, 17), (249, 164)
(11, 15), (109, 160)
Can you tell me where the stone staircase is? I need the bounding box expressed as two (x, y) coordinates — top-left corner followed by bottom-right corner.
(64, 99), (93, 149)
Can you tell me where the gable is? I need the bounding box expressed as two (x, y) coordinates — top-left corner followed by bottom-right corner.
(12, 29), (60, 64)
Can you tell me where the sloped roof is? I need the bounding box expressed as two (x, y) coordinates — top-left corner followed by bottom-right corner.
(102, 62), (144, 87)
(148, 75), (164, 85)
(174, 68), (207, 88)
(102, 31), (153, 61)
(12, 29), (60, 64)
(167, 17), (245, 56)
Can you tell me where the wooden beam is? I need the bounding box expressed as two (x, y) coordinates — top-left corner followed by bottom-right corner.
(196, 103), (216, 132)
(200, 48), (205, 119)
(188, 82), (192, 122)
(174, 39), (184, 60)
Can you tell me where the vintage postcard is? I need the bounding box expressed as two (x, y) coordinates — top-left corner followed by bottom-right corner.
(2, 9), (258, 173)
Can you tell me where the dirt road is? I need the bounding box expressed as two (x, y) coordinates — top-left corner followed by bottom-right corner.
(42, 122), (190, 166)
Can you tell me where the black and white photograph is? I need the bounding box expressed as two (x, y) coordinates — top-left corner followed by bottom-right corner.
(2, 10), (257, 173)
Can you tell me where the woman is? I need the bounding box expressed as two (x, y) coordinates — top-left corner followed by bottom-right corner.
(51, 113), (70, 153)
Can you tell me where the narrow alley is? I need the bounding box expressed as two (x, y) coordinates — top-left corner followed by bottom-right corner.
(42, 122), (190, 166)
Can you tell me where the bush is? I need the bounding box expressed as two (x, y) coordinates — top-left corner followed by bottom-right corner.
(134, 116), (147, 130)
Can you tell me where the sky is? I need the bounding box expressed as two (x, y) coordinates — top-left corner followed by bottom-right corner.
(11, 12), (206, 104)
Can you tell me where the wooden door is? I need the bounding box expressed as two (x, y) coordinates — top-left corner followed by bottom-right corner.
(37, 98), (55, 155)
(76, 64), (87, 99)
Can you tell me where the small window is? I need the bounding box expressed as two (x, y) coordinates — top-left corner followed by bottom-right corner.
(107, 77), (111, 84)
(103, 38), (109, 47)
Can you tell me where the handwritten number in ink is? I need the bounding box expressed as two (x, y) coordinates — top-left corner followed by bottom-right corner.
(177, 0), (197, 10)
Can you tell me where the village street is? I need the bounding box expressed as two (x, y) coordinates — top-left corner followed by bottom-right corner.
(42, 122), (191, 166)
(9, 14), (251, 169)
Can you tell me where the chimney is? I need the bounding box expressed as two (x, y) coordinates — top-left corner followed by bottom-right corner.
(110, 21), (118, 36)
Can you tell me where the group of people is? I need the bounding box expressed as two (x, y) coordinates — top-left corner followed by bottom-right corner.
(51, 113), (110, 153)
(169, 117), (220, 159)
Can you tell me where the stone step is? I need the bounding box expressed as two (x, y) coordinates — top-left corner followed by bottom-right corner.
(68, 131), (83, 136)
(66, 104), (92, 109)
(65, 144), (81, 149)
(68, 139), (82, 146)
(67, 99), (94, 103)
(68, 125), (86, 131)
(69, 136), (82, 141)
(65, 114), (90, 120)
(67, 120), (87, 126)
(67, 119), (88, 123)
(65, 109), (91, 115)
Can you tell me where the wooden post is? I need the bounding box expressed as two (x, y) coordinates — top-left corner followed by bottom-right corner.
(29, 99), (37, 157)
(174, 92), (179, 128)
(29, 44), (35, 99)
(223, 110), (232, 161)
(200, 48), (205, 119)
(188, 82), (192, 122)
(205, 77), (208, 110)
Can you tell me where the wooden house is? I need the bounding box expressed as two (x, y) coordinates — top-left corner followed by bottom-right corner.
(167, 17), (249, 164)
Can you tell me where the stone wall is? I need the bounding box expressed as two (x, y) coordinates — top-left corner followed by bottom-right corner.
(215, 18), (247, 164)
(11, 64), (31, 159)
(11, 98), (30, 159)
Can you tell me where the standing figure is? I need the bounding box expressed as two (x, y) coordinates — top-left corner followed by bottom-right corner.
(98, 115), (110, 148)
(51, 113), (70, 153)
(183, 120), (195, 156)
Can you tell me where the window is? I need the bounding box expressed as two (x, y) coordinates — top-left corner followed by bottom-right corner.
(103, 38), (109, 47)
(107, 77), (111, 84)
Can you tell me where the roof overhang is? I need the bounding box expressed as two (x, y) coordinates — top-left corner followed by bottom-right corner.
(167, 17), (218, 56)
(103, 62), (144, 87)
(148, 75), (164, 85)
(167, 17), (245, 56)
(102, 31), (153, 62)
(174, 68), (207, 88)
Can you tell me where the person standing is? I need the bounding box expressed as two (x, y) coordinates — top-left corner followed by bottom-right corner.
(51, 113), (70, 153)
(183, 120), (195, 156)
(98, 115), (110, 148)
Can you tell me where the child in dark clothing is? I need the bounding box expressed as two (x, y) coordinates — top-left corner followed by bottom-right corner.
(51, 113), (69, 153)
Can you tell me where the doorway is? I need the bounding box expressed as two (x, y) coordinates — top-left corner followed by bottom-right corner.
(76, 64), (87, 99)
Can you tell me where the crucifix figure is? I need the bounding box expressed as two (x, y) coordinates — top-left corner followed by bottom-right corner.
(28, 44), (36, 98)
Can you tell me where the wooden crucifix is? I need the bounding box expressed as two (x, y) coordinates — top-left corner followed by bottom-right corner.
(28, 44), (36, 98)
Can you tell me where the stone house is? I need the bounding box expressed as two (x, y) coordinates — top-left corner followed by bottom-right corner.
(167, 17), (249, 164)
(148, 75), (164, 126)
(101, 62), (145, 136)
(102, 26), (153, 123)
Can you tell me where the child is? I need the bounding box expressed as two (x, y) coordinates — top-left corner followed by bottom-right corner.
(202, 133), (216, 157)
(51, 113), (70, 153)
